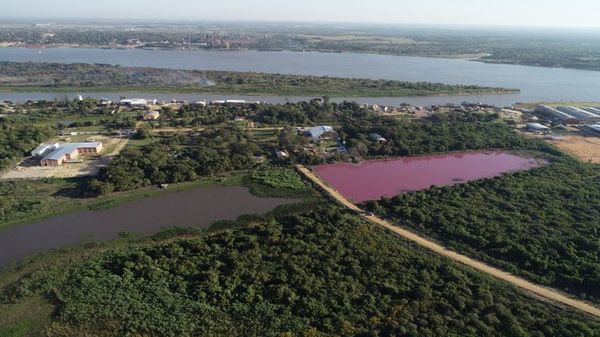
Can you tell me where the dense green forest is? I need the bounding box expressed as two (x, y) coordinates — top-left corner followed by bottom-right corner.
(2, 205), (599, 336)
(340, 112), (559, 158)
(0, 124), (54, 171)
(91, 127), (267, 194)
(0, 61), (517, 96)
(365, 156), (600, 304)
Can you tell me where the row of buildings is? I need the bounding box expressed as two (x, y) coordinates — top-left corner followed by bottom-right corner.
(582, 124), (600, 136)
(119, 98), (261, 109)
(535, 105), (600, 124)
(32, 142), (103, 166)
(534, 105), (600, 137)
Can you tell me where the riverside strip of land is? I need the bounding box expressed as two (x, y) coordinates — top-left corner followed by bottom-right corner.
(0, 61), (519, 97)
(296, 165), (600, 318)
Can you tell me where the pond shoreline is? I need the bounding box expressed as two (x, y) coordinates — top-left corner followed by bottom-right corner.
(0, 185), (297, 268)
(313, 151), (543, 203)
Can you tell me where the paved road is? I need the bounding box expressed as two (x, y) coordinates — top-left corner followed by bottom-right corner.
(296, 165), (600, 318)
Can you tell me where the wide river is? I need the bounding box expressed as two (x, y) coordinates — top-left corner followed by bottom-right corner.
(1, 48), (600, 105)
(0, 186), (295, 268)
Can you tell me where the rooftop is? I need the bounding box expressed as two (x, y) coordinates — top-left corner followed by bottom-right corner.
(526, 123), (551, 130)
(42, 142), (102, 161)
(585, 124), (600, 132)
(308, 126), (334, 140)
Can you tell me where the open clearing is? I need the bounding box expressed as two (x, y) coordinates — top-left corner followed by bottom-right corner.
(546, 135), (600, 163)
(296, 165), (600, 318)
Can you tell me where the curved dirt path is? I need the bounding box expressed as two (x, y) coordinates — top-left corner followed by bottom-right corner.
(296, 165), (600, 318)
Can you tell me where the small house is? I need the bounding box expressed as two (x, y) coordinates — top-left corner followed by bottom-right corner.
(275, 150), (289, 160)
(304, 126), (335, 141)
(369, 133), (387, 144)
(526, 123), (551, 134)
(143, 111), (160, 121)
(121, 98), (155, 109)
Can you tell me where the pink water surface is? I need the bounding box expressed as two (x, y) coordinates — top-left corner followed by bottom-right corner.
(314, 151), (542, 203)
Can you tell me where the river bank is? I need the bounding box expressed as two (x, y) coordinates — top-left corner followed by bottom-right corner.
(0, 48), (599, 103)
(0, 176), (244, 233)
(0, 184), (297, 268)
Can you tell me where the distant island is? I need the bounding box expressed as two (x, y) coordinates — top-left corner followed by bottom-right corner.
(0, 61), (519, 97)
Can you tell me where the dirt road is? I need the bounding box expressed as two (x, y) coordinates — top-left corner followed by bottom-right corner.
(108, 138), (129, 156)
(296, 165), (600, 318)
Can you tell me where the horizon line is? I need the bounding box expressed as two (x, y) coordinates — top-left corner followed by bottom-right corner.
(2, 17), (600, 31)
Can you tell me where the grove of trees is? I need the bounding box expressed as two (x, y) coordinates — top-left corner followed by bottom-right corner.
(0, 123), (54, 171)
(90, 127), (266, 194)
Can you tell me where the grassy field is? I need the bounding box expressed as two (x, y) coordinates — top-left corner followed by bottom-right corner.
(246, 166), (312, 198)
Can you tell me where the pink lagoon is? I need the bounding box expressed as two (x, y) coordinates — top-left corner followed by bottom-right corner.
(313, 151), (542, 203)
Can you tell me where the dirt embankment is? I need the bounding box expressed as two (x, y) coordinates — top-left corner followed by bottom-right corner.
(548, 135), (600, 164)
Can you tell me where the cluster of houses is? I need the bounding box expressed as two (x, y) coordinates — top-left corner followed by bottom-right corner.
(530, 105), (600, 137)
(365, 104), (429, 115)
(535, 105), (600, 124)
(277, 126), (388, 160)
(118, 98), (260, 109)
(114, 98), (264, 122)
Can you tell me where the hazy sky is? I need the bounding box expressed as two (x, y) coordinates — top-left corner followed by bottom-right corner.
(3, 0), (600, 28)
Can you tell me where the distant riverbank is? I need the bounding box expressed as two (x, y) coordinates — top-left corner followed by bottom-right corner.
(3, 42), (599, 72)
(0, 85), (519, 97)
(0, 48), (598, 103)
(0, 91), (525, 107)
